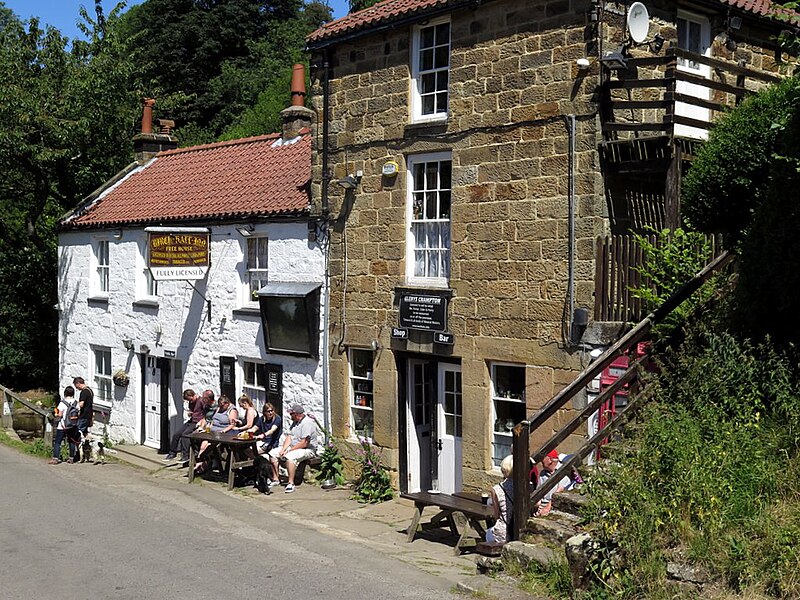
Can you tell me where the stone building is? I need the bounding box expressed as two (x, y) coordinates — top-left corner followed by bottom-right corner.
(306, 0), (787, 493)
(56, 103), (327, 449)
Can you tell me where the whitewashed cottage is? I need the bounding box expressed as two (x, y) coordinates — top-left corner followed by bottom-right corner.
(56, 91), (327, 451)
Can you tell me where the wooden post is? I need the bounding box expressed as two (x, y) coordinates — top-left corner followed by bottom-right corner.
(511, 420), (530, 542)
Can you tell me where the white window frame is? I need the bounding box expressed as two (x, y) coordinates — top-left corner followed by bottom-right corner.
(241, 359), (267, 411)
(405, 152), (452, 287)
(136, 240), (159, 302)
(676, 10), (711, 71)
(91, 238), (110, 298)
(244, 236), (268, 305)
(92, 346), (113, 408)
(489, 362), (526, 469)
(349, 348), (374, 441)
(410, 18), (450, 123)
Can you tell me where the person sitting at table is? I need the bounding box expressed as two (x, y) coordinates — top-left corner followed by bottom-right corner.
(533, 449), (577, 517)
(194, 394), (238, 474)
(232, 394), (259, 434)
(266, 403), (318, 493)
(255, 402), (282, 455)
(485, 454), (514, 544)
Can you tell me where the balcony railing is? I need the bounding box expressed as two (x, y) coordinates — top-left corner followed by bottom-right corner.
(599, 47), (781, 140)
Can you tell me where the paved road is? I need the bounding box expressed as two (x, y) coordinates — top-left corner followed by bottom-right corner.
(0, 444), (460, 600)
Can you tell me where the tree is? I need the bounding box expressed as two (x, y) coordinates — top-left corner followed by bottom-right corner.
(0, 2), (139, 388)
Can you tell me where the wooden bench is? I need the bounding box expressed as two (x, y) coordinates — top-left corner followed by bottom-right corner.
(402, 491), (495, 555)
(293, 455), (322, 484)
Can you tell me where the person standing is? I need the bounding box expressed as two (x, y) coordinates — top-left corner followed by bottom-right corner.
(163, 389), (201, 463)
(267, 404), (318, 493)
(49, 386), (80, 464)
(72, 377), (94, 439)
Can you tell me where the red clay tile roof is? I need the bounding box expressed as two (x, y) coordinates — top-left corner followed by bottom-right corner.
(64, 132), (311, 228)
(307, 0), (451, 46)
(308, 0), (790, 46)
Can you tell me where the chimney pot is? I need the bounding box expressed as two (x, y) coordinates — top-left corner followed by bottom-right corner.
(290, 64), (306, 107)
(141, 98), (156, 134)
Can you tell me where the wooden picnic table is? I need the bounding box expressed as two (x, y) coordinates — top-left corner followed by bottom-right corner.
(184, 430), (257, 490)
(401, 491), (495, 555)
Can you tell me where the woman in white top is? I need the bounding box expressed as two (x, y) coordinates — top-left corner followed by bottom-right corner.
(49, 386), (80, 464)
(486, 454), (514, 544)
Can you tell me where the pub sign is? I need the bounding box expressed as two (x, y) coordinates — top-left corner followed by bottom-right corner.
(398, 292), (448, 332)
(148, 232), (209, 281)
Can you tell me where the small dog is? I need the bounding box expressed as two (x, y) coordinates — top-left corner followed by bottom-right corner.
(77, 433), (107, 464)
(254, 454), (272, 494)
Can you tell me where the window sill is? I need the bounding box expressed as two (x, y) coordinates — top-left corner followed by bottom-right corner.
(132, 299), (159, 309)
(88, 296), (109, 306)
(232, 306), (261, 318)
(405, 118), (447, 135)
(395, 284), (454, 297)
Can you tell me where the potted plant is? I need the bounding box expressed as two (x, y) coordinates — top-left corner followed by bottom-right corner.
(112, 370), (130, 387)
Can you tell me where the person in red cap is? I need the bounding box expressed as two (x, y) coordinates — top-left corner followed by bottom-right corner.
(534, 449), (571, 516)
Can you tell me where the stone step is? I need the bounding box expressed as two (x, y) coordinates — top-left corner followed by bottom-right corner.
(551, 490), (589, 517)
(524, 514), (580, 546)
(113, 445), (165, 471)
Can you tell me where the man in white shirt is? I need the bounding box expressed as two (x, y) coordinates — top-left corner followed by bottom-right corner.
(267, 404), (318, 493)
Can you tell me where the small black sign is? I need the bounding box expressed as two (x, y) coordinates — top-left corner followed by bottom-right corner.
(391, 327), (409, 340)
(399, 292), (448, 332)
(434, 331), (455, 345)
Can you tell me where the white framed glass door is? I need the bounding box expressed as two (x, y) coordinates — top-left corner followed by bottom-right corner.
(436, 363), (462, 494)
(406, 359), (433, 493)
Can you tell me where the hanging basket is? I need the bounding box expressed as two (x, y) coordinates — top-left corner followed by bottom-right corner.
(112, 370), (130, 387)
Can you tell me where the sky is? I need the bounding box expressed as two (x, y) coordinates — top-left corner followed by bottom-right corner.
(3, 0), (349, 42)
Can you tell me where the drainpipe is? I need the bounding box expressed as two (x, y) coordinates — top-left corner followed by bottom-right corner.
(320, 50), (332, 439)
(566, 114), (577, 347)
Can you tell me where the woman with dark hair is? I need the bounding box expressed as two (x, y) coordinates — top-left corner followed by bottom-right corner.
(194, 395), (238, 474)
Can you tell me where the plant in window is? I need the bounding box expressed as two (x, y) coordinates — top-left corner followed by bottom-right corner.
(351, 436), (394, 504)
(112, 370), (129, 387)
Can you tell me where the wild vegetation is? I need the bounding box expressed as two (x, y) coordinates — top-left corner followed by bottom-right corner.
(0, 0), (331, 390)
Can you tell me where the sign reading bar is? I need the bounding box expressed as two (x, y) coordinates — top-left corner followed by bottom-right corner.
(434, 332), (455, 345)
(399, 292), (448, 332)
(148, 232), (209, 281)
(391, 327), (409, 340)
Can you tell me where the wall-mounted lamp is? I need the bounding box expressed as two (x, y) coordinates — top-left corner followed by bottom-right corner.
(370, 339), (380, 351)
(122, 338), (134, 350)
(600, 48), (629, 71)
(140, 344), (150, 354)
(113, 229), (123, 240)
(337, 171), (362, 190)
(236, 224), (255, 237)
(576, 57), (591, 70)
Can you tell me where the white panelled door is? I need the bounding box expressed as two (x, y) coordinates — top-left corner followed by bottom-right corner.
(143, 356), (161, 449)
(436, 363), (463, 494)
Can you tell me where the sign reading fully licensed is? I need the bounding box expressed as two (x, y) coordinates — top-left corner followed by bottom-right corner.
(148, 232), (210, 280)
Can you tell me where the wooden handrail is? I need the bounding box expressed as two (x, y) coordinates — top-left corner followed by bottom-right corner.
(511, 250), (735, 540)
(1, 383), (51, 419)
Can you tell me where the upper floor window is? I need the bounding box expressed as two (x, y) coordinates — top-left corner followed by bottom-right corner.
(406, 153), (452, 285)
(411, 20), (450, 122)
(91, 239), (110, 296)
(137, 241), (158, 301)
(246, 236), (268, 302)
(677, 12), (709, 70)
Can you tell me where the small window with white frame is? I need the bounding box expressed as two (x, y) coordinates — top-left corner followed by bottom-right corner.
(410, 19), (450, 122)
(490, 362), (526, 468)
(242, 360), (267, 410)
(91, 239), (110, 297)
(92, 346), (113, 406)
(406, 152), (451, 285)
(137, 241), (158, 301)
(349, 348), (374, 441)
(245, 236), (268, 302)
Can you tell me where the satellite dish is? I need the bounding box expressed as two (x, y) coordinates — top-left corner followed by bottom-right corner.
(627, 2), (650, 44)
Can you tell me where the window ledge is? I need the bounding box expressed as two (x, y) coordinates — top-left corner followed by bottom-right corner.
(88, 296), (109, 306)
(395, 284), (454, 297)
(232, 306), (261, 318)
(132, 299), (159, 309)
(405, 119), (447, 135)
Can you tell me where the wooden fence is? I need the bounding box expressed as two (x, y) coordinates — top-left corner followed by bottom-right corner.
(594, 232), (724, 322)
(1, 383), (53, 446)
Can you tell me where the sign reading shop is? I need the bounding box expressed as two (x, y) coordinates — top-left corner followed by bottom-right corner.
(146, 227), (210, 281)
(398, 291), (448, 332)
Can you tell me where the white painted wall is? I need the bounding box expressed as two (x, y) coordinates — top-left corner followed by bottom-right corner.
(57, 222), (325, 444)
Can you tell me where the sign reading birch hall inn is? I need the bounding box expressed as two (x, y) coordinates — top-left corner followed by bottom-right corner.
(148, 231), (210, 281)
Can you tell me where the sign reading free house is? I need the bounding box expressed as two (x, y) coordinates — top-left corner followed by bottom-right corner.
(147, 227), (210, 280)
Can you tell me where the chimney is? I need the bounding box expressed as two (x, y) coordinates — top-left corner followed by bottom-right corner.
(280, 64), (314, 141)
(133, 98), (178, 164)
